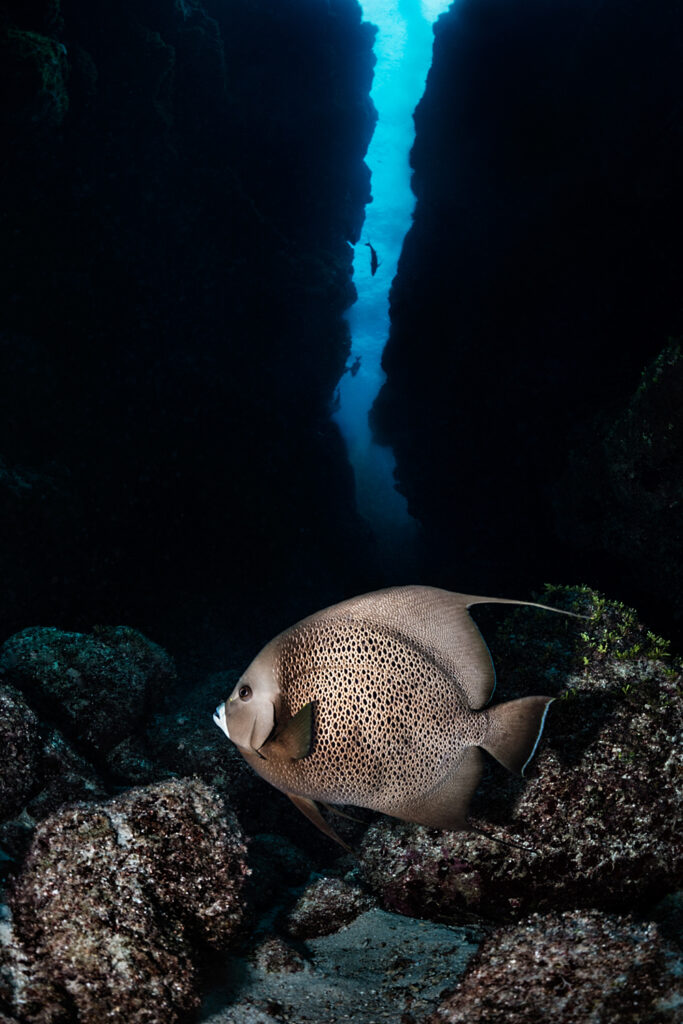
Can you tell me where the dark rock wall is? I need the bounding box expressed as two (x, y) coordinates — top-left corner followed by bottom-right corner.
(0, 0), (378, 647)
(373, 0), (682, 627)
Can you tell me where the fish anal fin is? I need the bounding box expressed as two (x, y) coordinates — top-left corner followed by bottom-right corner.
(403, 746), (483, 831)
(286, 793), (354, 853)
(319, 801), (365, 824)
(482, 695), (554, 775)
(262, 702), (313, 760)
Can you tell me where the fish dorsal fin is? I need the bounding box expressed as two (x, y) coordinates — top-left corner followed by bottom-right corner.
(299, 586), (578, 711)
(261, 701), (313, 760)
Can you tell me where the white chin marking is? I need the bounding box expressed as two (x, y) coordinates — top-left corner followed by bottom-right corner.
(213, 704), (230, 739)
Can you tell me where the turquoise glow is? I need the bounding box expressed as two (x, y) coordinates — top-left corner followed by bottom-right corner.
(333, 0), (452, 557)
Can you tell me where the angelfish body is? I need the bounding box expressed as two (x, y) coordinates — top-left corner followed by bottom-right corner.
(213, 586), (571, 849)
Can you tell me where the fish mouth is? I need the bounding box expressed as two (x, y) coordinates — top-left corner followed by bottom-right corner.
(213, 703), (230, 739)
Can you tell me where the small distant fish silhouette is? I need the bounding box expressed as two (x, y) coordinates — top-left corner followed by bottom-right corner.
(349, 355), (361, 377)
(213, 586), (578, 850)
(365, 241), (379, 276)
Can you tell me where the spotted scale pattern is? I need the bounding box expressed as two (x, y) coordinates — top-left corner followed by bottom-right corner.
(255, 617), (487, 815)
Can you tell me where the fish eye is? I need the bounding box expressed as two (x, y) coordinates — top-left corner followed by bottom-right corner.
(238, 685), (252, 701)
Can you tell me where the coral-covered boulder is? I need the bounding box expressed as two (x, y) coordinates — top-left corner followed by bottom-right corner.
(0, 626), (176, 757)
(423, 909), (682, 1024)
(360, 588), (681, 921)
(4, 778), (249, 1023)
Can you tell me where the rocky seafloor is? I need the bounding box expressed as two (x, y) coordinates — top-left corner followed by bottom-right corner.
(0, 586), (680, 1023)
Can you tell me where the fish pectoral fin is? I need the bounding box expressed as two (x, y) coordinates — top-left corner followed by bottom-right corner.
(262, 701), (313, 760)
(286, 793), (354, 854)
(406, 746), (483, 831)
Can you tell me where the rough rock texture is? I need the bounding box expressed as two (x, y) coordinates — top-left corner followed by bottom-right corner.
(0, 626), (176, 757)
(0, 726), (105, 868)
(0, 625), (178, 872)
(0, 684), (106, 869)
(360, 588), (681, 921)
(251, 937), (306, 975)
(2, 779), (248, 1023)
(280, 876), (376, 939)
(0, 690), (41, 822)
(424, 910), (682, 1024)
(556, 342), (683, 634)
(372, 0), (683, 633)
(0, 0), (380, 648)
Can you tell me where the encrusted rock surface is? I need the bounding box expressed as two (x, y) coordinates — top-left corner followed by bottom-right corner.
(251, 937), (306, 975)
(423, 909), (682, 1024)
(0, 690), (41, 822)
(0, 702), (105, 868)
(2, 778), (248, 1023)
(0, 626), (176, 757)
(281, 876), (376, 940)
(360, 588), (681, 922)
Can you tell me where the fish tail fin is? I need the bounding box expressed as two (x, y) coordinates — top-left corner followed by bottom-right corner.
(481, 696), (554, 776)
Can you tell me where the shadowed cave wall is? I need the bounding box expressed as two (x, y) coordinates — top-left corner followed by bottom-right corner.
(372, 0), (683, 638)
(0, 0), (381, 650)
(2, 0), (681, 655)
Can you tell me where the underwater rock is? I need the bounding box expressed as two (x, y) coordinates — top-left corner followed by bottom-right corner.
(359, 588), (681, 922)
(281, 876), (376, 940)
(556, 341), (683, 636)
(0, 689), (41, 822)
(19, 727), (104, 827)
(0, 27), (69, 128)
(251, 937), (306, 975)
(0, 690), (105, 868)
(423, 909), (682, 1024)
(4, 778), (248, 1023)
(243, 834), (315, 915)
(0, 625), (176, 758)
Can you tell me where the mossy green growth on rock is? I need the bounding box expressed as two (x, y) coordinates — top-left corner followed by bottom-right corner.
(1, 27), (68, 127)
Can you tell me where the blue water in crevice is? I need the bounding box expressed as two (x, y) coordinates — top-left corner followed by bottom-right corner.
(333, 0), (452, 567)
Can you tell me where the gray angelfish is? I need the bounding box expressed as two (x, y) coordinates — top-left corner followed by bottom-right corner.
(213, 586), (578, 850)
